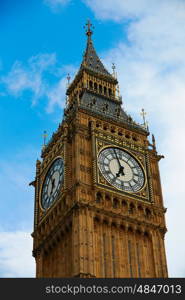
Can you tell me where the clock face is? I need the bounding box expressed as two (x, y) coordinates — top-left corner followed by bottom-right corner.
(41, 158), (64, 210)
(98, 147), (145, 192)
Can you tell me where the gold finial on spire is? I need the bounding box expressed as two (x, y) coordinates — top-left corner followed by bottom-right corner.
(84, 19), (94, 38)
(140, 108), (146, 125)
(140, 108), (149, 130)
(152, 134), (156, 150)
(43, 130), (48, 147)
(66, 74), (71, 106)
(67, 73), (71, 86)
(112, 63), (116, 78)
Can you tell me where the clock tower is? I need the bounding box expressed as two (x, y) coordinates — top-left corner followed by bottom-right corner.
(32, 21), (168, 278)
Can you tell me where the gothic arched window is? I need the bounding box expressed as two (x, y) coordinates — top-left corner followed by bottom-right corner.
(89, 80), (93, 89)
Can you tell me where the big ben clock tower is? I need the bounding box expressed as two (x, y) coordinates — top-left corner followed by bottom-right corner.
(32, 21), (168, 278)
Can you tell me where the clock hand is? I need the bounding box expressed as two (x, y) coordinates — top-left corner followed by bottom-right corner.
(119, 166), (125, 176)
(50, 178), (56, 196)
(113, 149), (125, 177)
(113, 148), (121, 168)
(116, 166), (125, 177)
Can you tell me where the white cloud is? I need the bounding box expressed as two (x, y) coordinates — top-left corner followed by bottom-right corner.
(85, 0), (185, 277)
(0, 148), (37, 277)
(46, 77), (67, 113)
(84, 0), (184, 22)
(1, 53), (74, 113)
(84, 0), (154, 21)
(0, 147), (39, 233)
(0, 231), (35, 277)
(2, 53), (56, 105)
(44, 0), (71, 12)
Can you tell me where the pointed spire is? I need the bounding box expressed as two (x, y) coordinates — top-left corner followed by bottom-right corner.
(140, 108), (149, 131)
(43, 130), (48, 146)
(152, 134), (156, 151)
(66, 73), (71, 86)
(42, 130), (48, 151)
(140, 108), (147, 125)
(112, 63), (117, 78)
(81, 20), (115, 79)
(66, 21), (118, 96)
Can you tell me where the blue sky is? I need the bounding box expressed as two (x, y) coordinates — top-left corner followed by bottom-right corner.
(0, 0), (185, 277)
